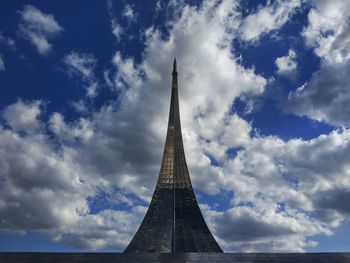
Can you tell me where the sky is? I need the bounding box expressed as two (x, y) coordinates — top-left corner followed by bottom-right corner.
(0, 0), (350, 253)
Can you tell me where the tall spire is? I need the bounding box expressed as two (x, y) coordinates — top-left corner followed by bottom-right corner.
(172, 57), (177, 75)
(124, 59), (222, 253)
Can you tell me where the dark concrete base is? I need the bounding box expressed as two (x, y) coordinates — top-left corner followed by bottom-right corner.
(1, 252), (350, 263)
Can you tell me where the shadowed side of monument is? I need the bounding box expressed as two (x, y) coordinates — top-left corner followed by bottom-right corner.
(124, 59), (222, 253)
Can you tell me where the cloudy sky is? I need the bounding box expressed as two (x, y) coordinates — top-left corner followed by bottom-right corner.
(0, 0), (350, 253)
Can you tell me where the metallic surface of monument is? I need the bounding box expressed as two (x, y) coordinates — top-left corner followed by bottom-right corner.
(125, 59), (223, 253)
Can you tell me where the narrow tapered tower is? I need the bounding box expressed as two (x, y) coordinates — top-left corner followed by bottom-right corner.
(124, 59), (222, 253)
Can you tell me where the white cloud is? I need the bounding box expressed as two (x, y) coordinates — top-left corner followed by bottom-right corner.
(18, 5), (63, 55)
(302, 0), (350, 64)
(275, 49), (297, 76)
(0, 100), (146, 251)
(64, 52), (96, 80)
(0, 2), (266, 244)
(3, 0), (350, 253)
(111, 52), (143, 93)
(225, 131), (350, 218)
(0, 102), (91, 231)
(0, 54), (5, 72)
(111, 20), (123, 40)
(217, 129), (350, 251)
(70, 100), (88, 113)
(79, 0), (266, 199)
(49, 112), (94, 142)
(203, 205), (323, 252)
(287, 61), (350, 126)
(63, 52), (99, 98)
(106, 0), (123, 41)
(287, 0), (350, 126)
(3, 102), (350, 251)
(123, 5), (134, 20)
(239, 0), (302, 42)
(52, 207), (146, 250)
(0, 0), (265, 250)
(155, 1), (162, 13)
(2, 100), (41, 132)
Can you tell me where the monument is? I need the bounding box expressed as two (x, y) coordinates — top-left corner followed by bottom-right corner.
(1, 60), (349, 262)
(125, 59), (223, 253)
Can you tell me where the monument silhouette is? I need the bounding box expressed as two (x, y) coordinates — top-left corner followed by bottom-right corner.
(125, 59), (223, 253)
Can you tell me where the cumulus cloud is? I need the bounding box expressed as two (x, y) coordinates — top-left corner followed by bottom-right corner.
(4, 102), (350, 251)
(71, 0), (350, 251)
(239, 0), (302, 42)
(52, 207), (146, 250)
(302, 0), (350, 64)
(204, 205), (323, 252)
(3, 0), (350, 253)
(275, 49), (297, 77)
(215, 129), (350, 251)
(0, 0), (266, 250)
(18, 5), (63, 55)
(287, 61), (350, 126)
(63, 52), (99, 98)
(0, 101), (91, 231)
(49, 112), (94, 142)
(111, 52), (143, 92)
(2, 100), (41, 132)
(0, 100), (146, 250)
(287, 0), (350, 126)
(78, 0), (266, 199)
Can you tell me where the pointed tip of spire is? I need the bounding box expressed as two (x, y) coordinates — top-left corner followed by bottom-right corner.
(172, 57), (177, 74)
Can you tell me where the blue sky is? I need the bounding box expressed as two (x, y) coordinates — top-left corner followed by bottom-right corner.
(0, 0), (350, 252)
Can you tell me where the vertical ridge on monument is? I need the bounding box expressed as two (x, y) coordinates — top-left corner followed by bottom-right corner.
(124, 59), (223, 253)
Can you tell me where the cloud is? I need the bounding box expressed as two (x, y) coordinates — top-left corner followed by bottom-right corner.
(49, 112), (94, 142)
(123, 5), (135, 20)
(18, 5), (63, 55)
(239, 0), (302, 42)
(3, 0), (350, 253)
(287, 61), (350, 126)
(74, 0), (266, 199)
(275, 49), (297, 77)
(106, 0), (123, 41)
(302, 0), (350, 64)
(0, 0), (267, 250)
(0, 101), (91, 231)
(204, 205), (322, 252)
(52, 207), (146, 250)
(0, 32), (16, 50)
(111, 21), (123, 40)
(0, 100), (147, 250)
(314, 188), (350, 217)
(63, 52), (99, 98)
(0, 54), (4, 72)
(111, 52), (143, 91)
(216, 129), (350, 251)
(2, 100), (41, 132)
(63, 52), (96, 80)
(4, 102), (350, 251)
(286, 0), (350, 126)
